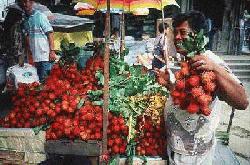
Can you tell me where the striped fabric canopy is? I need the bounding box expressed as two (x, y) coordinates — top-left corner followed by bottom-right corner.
(74, 0), (179, 12)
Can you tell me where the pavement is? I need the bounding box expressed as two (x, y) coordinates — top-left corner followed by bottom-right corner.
(217, 81), (250, 165)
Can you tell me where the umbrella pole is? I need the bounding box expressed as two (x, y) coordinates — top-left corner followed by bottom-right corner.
(160, 0), (165, 29)
(120, 0), (125, 60)
(102, 0), (110, 162)
(160, 0), (169, 69)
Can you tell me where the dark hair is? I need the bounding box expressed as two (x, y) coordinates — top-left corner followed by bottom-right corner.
(172, 11), (207, 33)
(158, 22), (169, 33)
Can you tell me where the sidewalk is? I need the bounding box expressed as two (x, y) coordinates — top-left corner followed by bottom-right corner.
(217, 81), (250, 165)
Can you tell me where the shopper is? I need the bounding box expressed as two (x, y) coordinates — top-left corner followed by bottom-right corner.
(20, 0), (56, 83)
(110, 27), (120, 52)
(154, 11), (249, 165)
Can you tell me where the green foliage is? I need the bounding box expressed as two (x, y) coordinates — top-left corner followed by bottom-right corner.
(109, 56), (167, 121)
(96, 70), (105, 86)
(32, 123), (50, 135)
(59, 38), (81, 66)
(87, 90), (103, 102)
(178, 30), (209, 57)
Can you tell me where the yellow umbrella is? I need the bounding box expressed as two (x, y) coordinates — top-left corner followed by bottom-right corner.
(73, 0), (179, 13)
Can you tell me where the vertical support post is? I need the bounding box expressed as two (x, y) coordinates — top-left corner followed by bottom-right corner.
(227, 107), (235, 134)
(160, 0), (169, 69)
(102, 0), (110, 163)
(120, 0), (125, 60)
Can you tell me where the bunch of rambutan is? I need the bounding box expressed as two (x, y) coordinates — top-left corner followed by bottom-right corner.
(171, 61), (216, 116)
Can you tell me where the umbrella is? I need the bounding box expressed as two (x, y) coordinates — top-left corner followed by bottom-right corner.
(74, 0), (179, 13)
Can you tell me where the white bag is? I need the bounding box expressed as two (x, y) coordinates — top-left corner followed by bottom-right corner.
(6, 63), (39, 90)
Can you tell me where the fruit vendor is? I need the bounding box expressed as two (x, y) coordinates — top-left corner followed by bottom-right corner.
(19, 0), (56, 83)
(154, 11), (249, 165)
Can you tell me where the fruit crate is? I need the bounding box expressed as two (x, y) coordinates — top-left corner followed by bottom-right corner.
(0, 128), (46, 164)
(45, 140), (102, 156)
(117, 157), (167, 165)
(44, 140), (102, 165)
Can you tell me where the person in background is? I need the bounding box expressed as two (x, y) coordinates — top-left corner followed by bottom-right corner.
(110, 27), (120, 52)
(152, 23), (168, 69)
(153, 22), (176, 69)
(19, 0), (56, 83)
(3, 4), (25, 68)
(154, 11), (249, 165)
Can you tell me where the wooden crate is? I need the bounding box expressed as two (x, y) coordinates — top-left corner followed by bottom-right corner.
(118, 157), (167, 165)
(0, 150), (26, 165)
(0, 128), (46, 164)
(45, 140), (102, 165)
(45, 140), (102, 156)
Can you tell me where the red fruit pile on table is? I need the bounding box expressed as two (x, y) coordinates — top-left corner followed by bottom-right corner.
(0, 54), (168, 156)
(171, 61), (216, 116)
(0, 55), (104, 138)
(135, 116), (166, 156)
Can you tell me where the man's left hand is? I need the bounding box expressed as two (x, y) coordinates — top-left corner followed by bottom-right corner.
(191, 55), (217, 71)
(49, 50), (56, 61)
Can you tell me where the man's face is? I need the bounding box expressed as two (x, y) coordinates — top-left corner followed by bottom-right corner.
(174, 21), (192, 54)
(20, 0), (33, 15)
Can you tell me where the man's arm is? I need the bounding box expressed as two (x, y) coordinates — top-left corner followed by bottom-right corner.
(24, 35), (33, 65)
(213, 65), (248, 110)
(192, 55), (249, 110)
(47, 32), (56, 61)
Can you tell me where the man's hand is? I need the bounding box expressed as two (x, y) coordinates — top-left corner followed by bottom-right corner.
(49, 50), (56, 61)
(191, 55), (218, 71)
(154, 68), (170, 87)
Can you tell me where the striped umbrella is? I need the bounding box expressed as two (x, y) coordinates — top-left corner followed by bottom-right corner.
(74, 0), (179, 13)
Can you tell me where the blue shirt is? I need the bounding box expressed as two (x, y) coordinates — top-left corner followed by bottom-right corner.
(24, 10), (53, 62)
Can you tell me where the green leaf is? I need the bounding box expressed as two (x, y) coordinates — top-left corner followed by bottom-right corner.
(88, 90), (103, 101)
(77, 98), (85, 109)
(93, 100), (104, 106)
(108, 155), (120, 165)
(95, 70), (104, 86)
(179, 30), (208, 55)
(187, 51), (196, 58)
(32, 123), (50, 135)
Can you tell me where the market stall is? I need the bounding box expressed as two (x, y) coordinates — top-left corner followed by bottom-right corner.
(0, 1), (173, 165)
(50, 13), (94, 50)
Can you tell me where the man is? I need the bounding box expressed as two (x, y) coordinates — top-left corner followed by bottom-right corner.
(2, 4), (25, 68)
(155, 11), (249, 165)
(20, 0), (56, 83)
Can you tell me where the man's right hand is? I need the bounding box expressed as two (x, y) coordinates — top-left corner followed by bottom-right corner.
(154, 67), (171, 87)
(49, 50), (56, 61)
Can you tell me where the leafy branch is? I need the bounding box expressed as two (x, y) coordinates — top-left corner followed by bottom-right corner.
(178, 30), (209, 57)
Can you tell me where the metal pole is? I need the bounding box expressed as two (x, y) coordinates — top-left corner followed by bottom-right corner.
(160, 0), (169, 69)
(160, 0), (165, 29)
(227, 107), (236, 134)
(102, 0), (110, 161)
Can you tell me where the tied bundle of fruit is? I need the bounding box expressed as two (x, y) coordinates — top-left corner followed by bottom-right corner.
(171, 30), (216, 116)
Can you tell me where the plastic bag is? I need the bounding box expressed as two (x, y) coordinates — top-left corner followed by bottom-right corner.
(6, 63), (39, 90)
